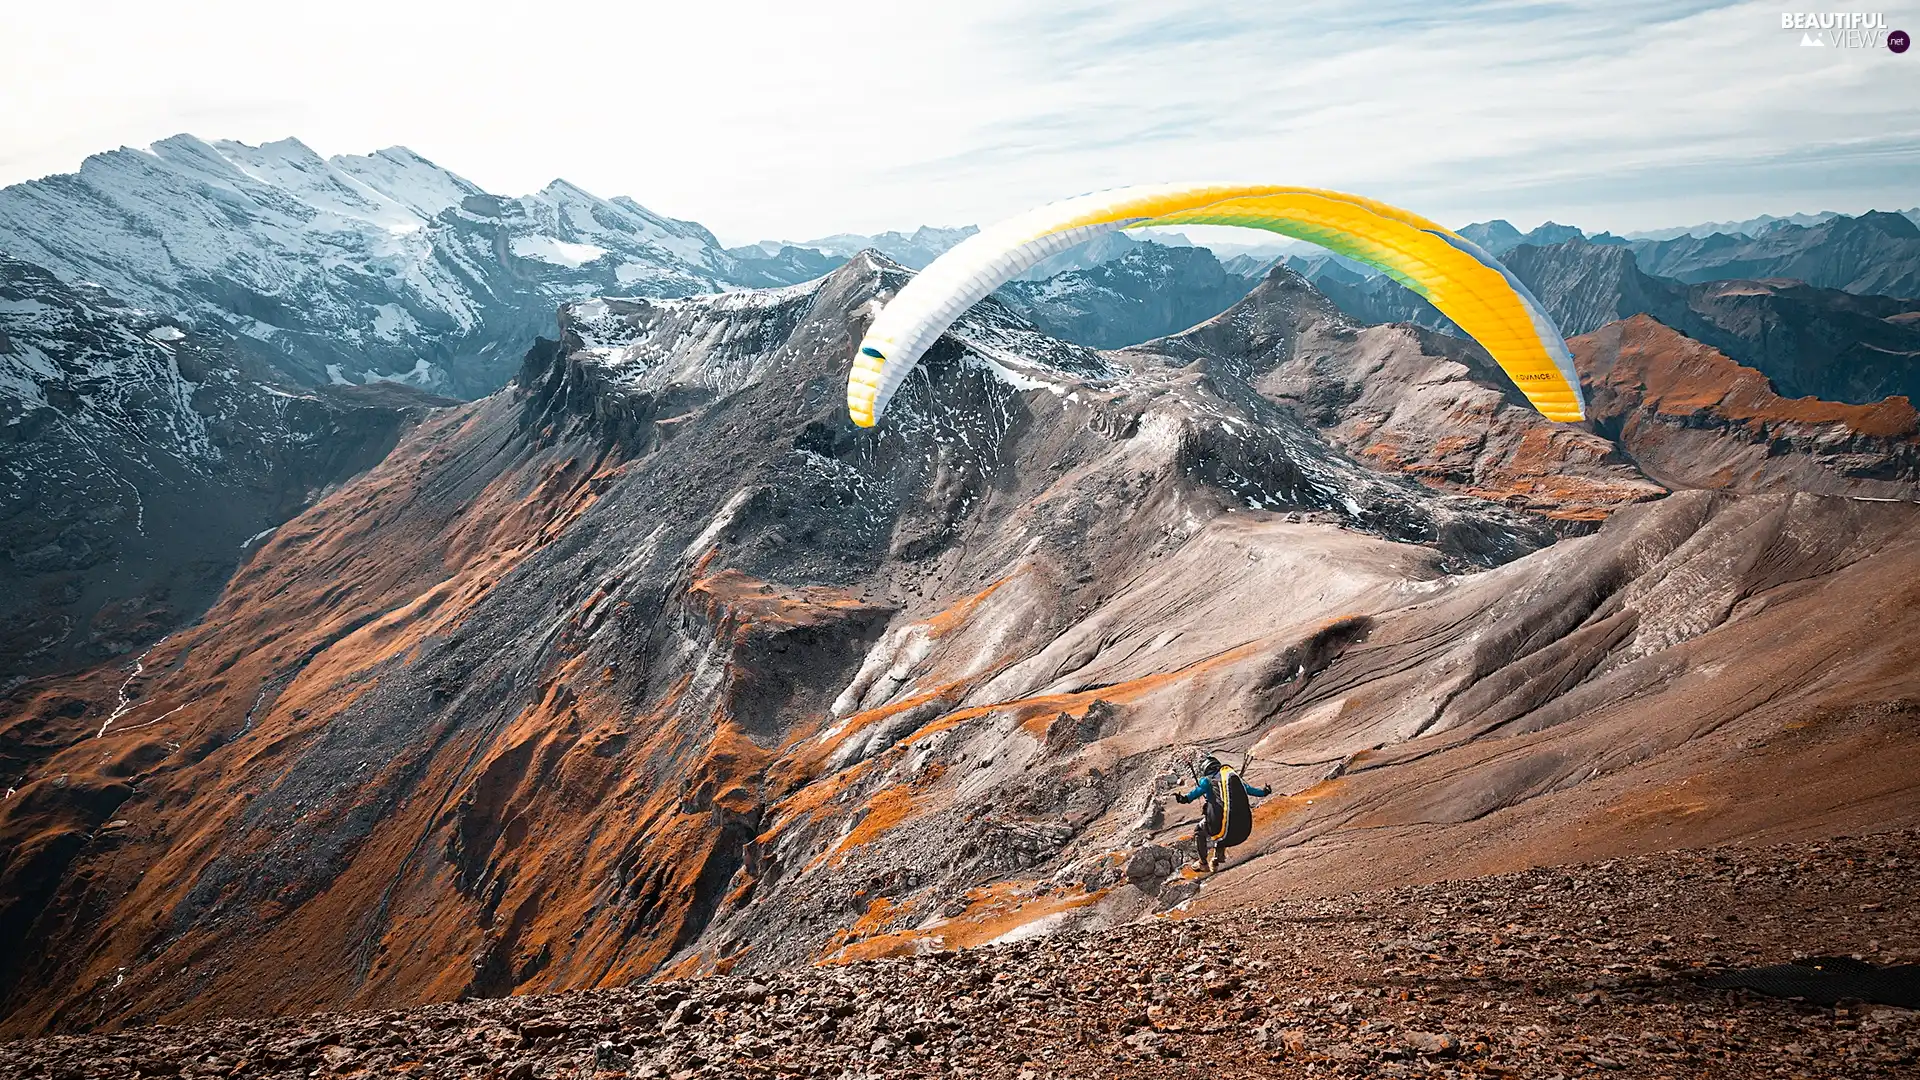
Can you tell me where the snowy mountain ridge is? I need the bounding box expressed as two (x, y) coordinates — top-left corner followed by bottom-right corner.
(0, 136), (747, 397)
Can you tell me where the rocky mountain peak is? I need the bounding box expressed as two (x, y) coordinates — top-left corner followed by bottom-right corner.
(1846, 209), (1920, 239)
(1458, 218), (1523, 253)
(1523, 221), (1584, 247)
(1500, 238), (1672, 336)
(0, 137), (771, 399)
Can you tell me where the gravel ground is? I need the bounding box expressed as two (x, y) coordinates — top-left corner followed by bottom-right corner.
(4, 831), (1914, 1079)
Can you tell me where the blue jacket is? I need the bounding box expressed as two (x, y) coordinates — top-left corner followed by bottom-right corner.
(1182, 773), (1270, 803)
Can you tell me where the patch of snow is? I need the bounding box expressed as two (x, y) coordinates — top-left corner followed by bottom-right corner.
(147, 325), (185, 342)
(649, 232), (712, 265)
(962, 351), (1053, 392)
(511, 235), (610, 268)
(97, 636), (169, 738)
(370, 303), (417, 341)
(616, 261), (666, 284)
(325, 364), (354, 386)
(361, 357), (436, 386)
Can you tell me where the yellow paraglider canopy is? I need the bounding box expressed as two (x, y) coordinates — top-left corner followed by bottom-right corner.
(849, 183), (1585, 427)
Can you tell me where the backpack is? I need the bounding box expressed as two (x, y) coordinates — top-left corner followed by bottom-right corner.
(1210, 767), (1254, 847)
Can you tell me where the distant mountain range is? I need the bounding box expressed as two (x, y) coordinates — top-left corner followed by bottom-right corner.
(1005, 227), (1920, 407)
(1506, 240), (1920, 404)
(791, 207), (1920, 286)
(1629, 210), (1920, 298)
(1252, 214), (1920, 404)
(786, 224), (1201, 283)
(6, 135), (1907, 404)
(783, 225), (978, 270)
(1627, 208), (1920, 241)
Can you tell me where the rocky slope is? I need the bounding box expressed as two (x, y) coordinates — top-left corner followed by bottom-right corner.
(0, 137), (820, 398)
(1150, 261), (1917, 505)
(1503, 241), (1920, 404)
(2, 831), (1913, 1078)
(0, 254), (449, 684)
(1130, 268), (1663, 522)
(1576, 317), (1919, 498)
(3, 256), (1917, 1037)
(1676, 278), (1920, 404)
(1498, 241), (1685, 338)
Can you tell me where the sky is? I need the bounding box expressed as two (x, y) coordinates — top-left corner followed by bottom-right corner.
(2, 1), (1917, 245)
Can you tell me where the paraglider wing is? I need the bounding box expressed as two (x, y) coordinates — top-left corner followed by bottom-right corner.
(847, 183), (1585, 427)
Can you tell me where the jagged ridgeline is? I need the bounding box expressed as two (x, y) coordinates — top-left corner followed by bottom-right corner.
(0, 136), (841, 398)
(3, 248), (1917, 1036)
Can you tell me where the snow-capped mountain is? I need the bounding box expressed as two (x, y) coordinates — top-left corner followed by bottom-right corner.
(0, 136), (767, 397)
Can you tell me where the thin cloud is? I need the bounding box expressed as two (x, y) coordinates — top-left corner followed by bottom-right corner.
(0, 1), (1912, 242)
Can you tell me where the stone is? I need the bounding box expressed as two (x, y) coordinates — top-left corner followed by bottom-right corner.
(1158, 880), (1203, 910)
(1125, 845), (1177, 890)
(1402, 1031), (1461, 1057)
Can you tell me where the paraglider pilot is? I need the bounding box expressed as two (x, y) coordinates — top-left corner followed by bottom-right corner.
(1175, 754), (1269, 872)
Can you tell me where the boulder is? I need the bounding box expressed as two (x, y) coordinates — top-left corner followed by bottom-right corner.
(1125, 845), (1177, 890)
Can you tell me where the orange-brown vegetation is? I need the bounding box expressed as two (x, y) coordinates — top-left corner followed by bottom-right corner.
(1583, 315), (1918, 438)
